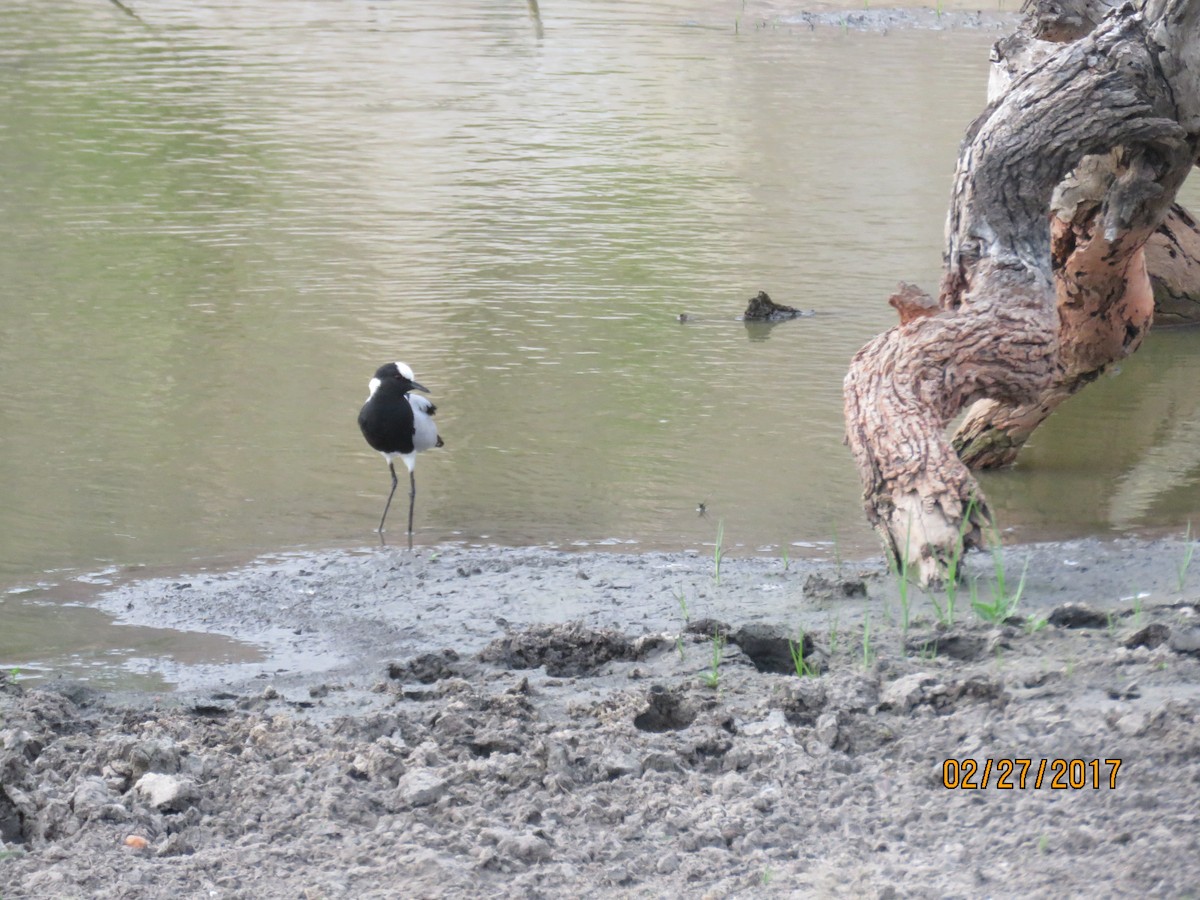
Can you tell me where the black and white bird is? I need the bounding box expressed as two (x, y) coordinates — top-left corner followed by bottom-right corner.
(358, 362), (444, 547)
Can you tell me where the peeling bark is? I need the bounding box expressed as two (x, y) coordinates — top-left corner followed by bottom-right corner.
(887, 283), (940, 325)
(844, 0), (1200, 583)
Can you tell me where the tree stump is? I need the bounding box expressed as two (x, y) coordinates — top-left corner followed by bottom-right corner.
(844, 0), (1200, 584)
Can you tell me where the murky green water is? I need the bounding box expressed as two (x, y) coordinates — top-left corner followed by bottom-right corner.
(1, 0), (1197, 683)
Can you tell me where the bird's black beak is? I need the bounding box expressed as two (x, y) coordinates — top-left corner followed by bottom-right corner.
(410, 381), (430, 393)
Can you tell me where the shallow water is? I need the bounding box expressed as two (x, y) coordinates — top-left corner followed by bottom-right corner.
(1, 0), (1198, 683)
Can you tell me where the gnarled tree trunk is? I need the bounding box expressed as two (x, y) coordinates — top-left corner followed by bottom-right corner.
(997, 3), (1200, 325)
(1149, 203), (1200, 324)
(952, 0), (1200, 468)
(844, 0), (1200, 584)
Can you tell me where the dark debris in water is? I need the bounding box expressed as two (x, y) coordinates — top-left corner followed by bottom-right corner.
(739, 290), (813, 322)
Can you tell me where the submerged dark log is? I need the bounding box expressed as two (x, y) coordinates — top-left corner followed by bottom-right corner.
(740, 291), (811, 322)
(845, 0), (1200, 584)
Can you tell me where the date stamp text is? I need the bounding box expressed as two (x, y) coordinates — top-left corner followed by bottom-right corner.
(941, 758), (1122, 790)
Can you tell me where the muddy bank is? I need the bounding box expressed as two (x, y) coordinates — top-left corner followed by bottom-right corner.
(3, 539), (1200, 897)
(743, 0), (1024, 32)
(777, 7), (1018, 31)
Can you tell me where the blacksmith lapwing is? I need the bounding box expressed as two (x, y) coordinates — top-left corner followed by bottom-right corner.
(358, 362), (443, 547)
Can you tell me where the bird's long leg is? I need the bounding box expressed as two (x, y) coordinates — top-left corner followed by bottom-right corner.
(379, 461), (399, 535)
(407, 470), (417, 551)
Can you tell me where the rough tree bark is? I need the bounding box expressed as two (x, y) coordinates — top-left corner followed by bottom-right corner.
(1149, 203), (1200, 324)
(952, 0), (1200, 468)
(999, 0), (1200, 328)
(844, 0), (1200, 584)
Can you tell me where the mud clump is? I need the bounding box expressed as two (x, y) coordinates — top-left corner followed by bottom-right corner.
(1125, 623), (1170, 650)
(1048, 603), (1110, 629)
(478, 621), (637, 676)
(685, 621), (818, 675)
(633, 686), (697, 732)
(803, 571), (868, 600)
(904, 627), (994, 661)
(388, 648), (465, 684)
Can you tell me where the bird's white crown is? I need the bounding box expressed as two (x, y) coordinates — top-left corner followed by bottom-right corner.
(395, 361), (415, 380)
